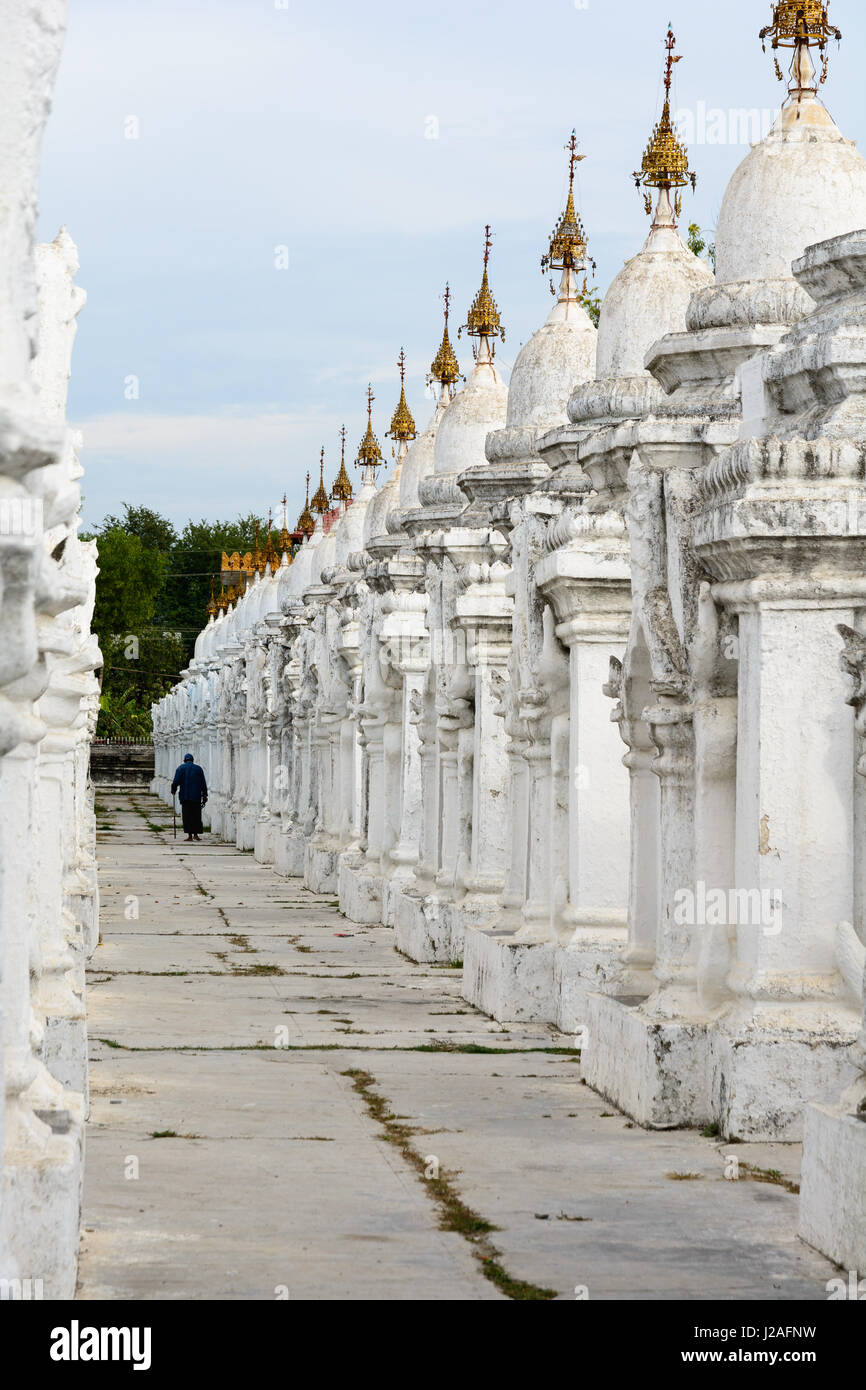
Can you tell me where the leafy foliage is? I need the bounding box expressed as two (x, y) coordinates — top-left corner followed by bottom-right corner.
(578, 286), (602, 328)
(97, 689), (153, 741)
(86, 504), (286, 738)
(688, 223), (716, 272)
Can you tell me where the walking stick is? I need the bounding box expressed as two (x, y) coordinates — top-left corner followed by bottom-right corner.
(173, 791), (177, 839)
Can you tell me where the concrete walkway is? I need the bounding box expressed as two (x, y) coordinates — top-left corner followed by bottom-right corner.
(78, 793), (837, 1301)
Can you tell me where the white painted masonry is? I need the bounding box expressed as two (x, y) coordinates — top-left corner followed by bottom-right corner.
(155, 26), (866, 1278)
(0, 0), (101, 1300)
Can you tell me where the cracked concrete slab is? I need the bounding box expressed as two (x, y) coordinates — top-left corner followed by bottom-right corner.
(78, 794), (839, 1301)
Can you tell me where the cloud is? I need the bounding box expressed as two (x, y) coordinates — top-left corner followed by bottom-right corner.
(75, 407), (400, 528)
(78, 408), (319, 459)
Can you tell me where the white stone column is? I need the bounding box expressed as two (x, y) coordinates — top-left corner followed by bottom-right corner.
(535, 512), (631, 948)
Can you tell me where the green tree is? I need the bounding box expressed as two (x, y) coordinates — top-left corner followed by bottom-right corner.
(100, 503), (177, 556)
(88, 505), (293, 736)
(161, 513), (272, 655)
(578, 286), (602, 328)
(688, 223), (716, 272)
(91, 527), (167, 636)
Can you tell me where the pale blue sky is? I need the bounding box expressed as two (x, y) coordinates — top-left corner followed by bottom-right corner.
(37, 0), (866, 530)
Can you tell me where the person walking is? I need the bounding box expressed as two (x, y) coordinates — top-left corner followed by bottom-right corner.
(171, 753), (208, 842)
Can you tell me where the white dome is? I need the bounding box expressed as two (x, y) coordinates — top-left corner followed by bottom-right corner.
(254, 564), (281, 622)
(715, 95), (866, 286)
(219, 602), (237, 646)
(398, 414), (437, 511)
(336, 482), (376, 564)
(202, 615), (220, 659)
(276, 551), (296, 609)
(363, 471), (395, 545)
(283, 529), (321, 601)
(596, 223), (713, 378)
(506, 289), (596, 429)
(231, 583), (252, 638)
(433, 357), (507, 477)
(308, 520), (334, 586)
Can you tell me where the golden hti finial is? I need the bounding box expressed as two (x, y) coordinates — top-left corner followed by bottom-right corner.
(261, 507), (279, 571)
(206, 576), (218, 619)
(428, 284), (463, 394)
(632, 27), (696, 222)
(296, 470), (315, 538)
(278, 492), (292, 553)
(331, 425), (354, 503)
(541, 132), (596, 298)
(760, 1), (841, 88)
(311, 447), (330, 513)
(459, 225), (505, 355)
(356, 384), (384, 481)
(386, 348), (417, 447)
(541, 132), (591, 278)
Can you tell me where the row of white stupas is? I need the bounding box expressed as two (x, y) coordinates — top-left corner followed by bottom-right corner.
(0, 5), (102, 1298)
(154, 9), (866, 1273)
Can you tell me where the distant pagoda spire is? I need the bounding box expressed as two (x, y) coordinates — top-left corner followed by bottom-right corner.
(760, 0), (841, 91)
(632, 26), (696, 224)
(260, 507), (279, 571)
(355, 384), (384, 484)
(459, 224), (505, 356)
(278, 492), (292, 554)
(206, 576), (218, 619)
(428, 284), (462, 398)
(331, 425), (354, 503)
(386, 348), (416, 448)
(296, 471), (315, 538)
(311, 447), (330, 513)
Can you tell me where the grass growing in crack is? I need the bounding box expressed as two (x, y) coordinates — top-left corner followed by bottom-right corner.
(342, 1068), (556, 1301)
(150, 1130), (201, 1140)
(700, 1122), (721, 1138)
(409, 1042), (580, 1057)
(229, 962), (286, 977)
(228, 934), (256, 953)
(739, 1163), (800, 1195)
(666, 1171), (704, 1181)
(92, 1038), (577, 1058)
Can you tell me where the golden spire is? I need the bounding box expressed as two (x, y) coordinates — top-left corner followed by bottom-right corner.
(429, 283), (462, 389)
(216, 582), (229, 613)
(261, 507), (279, 571)
(355, 384), (383, 479)
(206, 576), (218, 619)
(541, 132), (589, 276)
(387, 348), (416, 445)
(278, 492), (292, 553)
(311, 446), (330, 513)
(296, 471), (315, 538)
(632, 27), (696, 220)
(460, 225), (505, 348)
(760, 1), (841, 86)
(331, 425), (354, 503)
